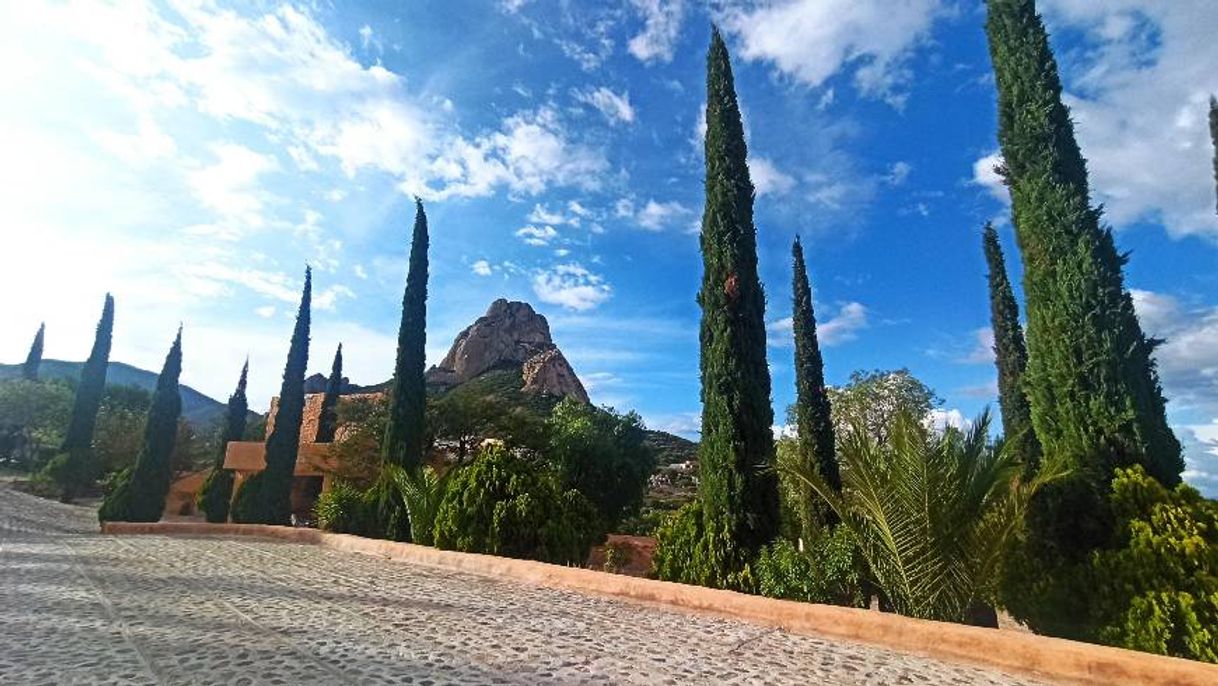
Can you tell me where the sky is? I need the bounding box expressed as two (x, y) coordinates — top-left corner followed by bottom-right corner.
(1, 0), (1216, 495)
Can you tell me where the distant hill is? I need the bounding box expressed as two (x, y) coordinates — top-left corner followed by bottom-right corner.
(0, 360), (230, 428)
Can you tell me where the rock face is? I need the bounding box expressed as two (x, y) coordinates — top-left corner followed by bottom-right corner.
(427, 299), (589, 403)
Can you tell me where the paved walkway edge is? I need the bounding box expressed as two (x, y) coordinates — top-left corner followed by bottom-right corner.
(101, 521), (1218, 686)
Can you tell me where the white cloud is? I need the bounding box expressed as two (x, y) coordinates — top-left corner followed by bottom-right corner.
(255, 305), (276, 318)
(515, 224), (559, 246)
(471, 260), (493, 276)
(960, 327), (996, 365)
(532, 263), (612, 311)
(188, 142), (278, 230)
(886, 161), (912, 186)
(925, 408), (970, 433)
(768, 301), (868, 347)
(722, 0), (946, 101)
(626, 0), (685, 64)
(635, 199), (693, 231)
(749, 156), (796, 196)
(575, 86), (636, 125)
(972, 151), (1008, 202)
(1131, 288), (1218, 495)
(426, 106), (610, 198)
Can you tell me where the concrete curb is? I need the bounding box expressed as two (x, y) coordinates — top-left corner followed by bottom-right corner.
(101, 521), (1218, 686)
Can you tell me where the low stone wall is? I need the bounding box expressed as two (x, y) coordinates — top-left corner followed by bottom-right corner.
(100, 521), (1218, 686)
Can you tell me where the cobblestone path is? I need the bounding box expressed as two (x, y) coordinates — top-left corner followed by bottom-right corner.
(0, 483), (1047, 685)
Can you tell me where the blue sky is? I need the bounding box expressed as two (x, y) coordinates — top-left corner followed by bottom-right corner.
(2, 0), (1216, 495)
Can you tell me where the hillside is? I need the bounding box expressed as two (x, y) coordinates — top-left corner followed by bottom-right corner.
(0, 360), (229, 428)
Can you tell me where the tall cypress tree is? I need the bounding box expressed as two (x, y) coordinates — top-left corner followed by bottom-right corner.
(22, 323), (44, 381)
(99, 329), (183, 522)
(197, 360), (248, 523)
(382, 200), (428, 470)
(315, 344), (343, 443)
(232, 268), (311, 525)
(982, 223), (1041, 474)
(1209, 95), (1217, 215)
(55, 294), (114, 501)
(693, 27), (779, 582)
(789, 236), (839, 538)
(986, 0), (1181, 488)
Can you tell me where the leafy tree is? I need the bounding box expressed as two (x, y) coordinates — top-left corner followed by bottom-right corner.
(383, 200), (429, 470)
(781, 409), (1050, 625)
(983, 222), (1041, 474)
(986, 0), (1181, 488)
(22, 323), (44, 381)
(0, 379), (73, 471)
(432, 444), (597, 565)
(92, 385), (152, 476)
(655, 28), (778, 589)
(1211, 95), (1217, 215)
(99, 329), (183, 522)
(53, 293), (114, 501)
(198, 360), (249, 523)
(545, 399), (655, 532)
(232, 268), (311, 524)
(325, 394), (387, 487)
(787, 236), (839, 540)
(827, 369), (940, 446)
(315, 344), (343, 443)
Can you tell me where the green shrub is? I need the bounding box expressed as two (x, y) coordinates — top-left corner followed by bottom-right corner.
(1088, 466), (1218, 663)
(314, 480), (381, 537)
(754, 528), (865, 607)
(651, 501), (754, 590)
(432, 445), (597, 565)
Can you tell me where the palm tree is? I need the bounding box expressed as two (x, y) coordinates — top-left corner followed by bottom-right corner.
(386, 463), (461, 547)
(780, 409), (1060, 624)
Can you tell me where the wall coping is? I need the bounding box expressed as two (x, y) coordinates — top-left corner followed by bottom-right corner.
(100, 521), (1218, 686)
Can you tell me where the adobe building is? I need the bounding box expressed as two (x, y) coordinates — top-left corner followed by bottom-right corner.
(165, 391), (381, 520)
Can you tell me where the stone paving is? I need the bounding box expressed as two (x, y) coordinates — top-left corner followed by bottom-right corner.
(0, 483), (1048, 685)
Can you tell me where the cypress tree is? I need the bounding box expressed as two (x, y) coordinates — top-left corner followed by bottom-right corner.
(382, 200), (429, 470)
(232, 268), (311, 525)
(99, 328), (183, 522)
(55, 294), (114, 501)
(1210, 95), (1217, 215)
(789, 236), (839, 538)
(315, 344), (342, 443)
(692, 27), (779, 583)
(22, 323), (44, 381)
(982, 223), (1041, 474)
(986, 0), (1181, 488)
(197, 359), (248, 523)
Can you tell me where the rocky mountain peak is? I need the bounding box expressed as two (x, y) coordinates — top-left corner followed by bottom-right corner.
(426, 299), (588, 403)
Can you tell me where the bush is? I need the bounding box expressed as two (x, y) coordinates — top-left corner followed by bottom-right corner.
(753, 528), (865, 607)
(651, 501), (754, 590)
(432, 445), (598, 565)
(1088, 466), (1218, 662)
(314, 480), (381, 536)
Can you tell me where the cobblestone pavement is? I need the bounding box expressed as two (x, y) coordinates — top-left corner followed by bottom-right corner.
(0, 484), (1048, 685)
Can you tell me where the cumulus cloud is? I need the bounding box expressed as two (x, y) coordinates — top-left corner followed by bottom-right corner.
(515, 224), (559, 246)
(1131, 288), (1218, 495)
(626, 0), (685, 64)
(959, 327), (996, 365)
(471, 260), (493, 276)
(575, 86), (636, 124)
(768, 301), (869, 347)
(749, 156), (796, 196)
(721, 0), (946, 102)
(531, 263), (612, 311)
(634, 199), (694, 231)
